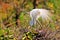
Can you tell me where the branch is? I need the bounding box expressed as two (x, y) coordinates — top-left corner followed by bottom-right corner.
(33, 0), (36, 9)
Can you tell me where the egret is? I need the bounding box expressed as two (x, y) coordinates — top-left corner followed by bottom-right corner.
(30, 9), (52, 26)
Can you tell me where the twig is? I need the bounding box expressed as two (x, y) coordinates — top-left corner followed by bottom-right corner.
(6, 22), (16, 27)
(36, 20), (42, 29)
(48, 30), (60, 39)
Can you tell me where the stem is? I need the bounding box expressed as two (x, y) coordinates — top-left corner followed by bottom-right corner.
(33, 0), (36, 9)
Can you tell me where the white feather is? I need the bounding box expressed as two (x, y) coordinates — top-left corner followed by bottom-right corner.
(30, 9), (52, 26)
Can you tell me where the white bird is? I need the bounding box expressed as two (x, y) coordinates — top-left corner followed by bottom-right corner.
(30, 9), (52, 26)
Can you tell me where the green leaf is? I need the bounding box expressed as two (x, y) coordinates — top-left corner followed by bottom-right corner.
(49, 23), (55, 30)
(19, 12), (24, 21)
(0, 29), (4, 36)
(52, 15), (56, 21)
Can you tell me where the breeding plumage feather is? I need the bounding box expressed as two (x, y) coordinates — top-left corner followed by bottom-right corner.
(30, 9), (52, 26)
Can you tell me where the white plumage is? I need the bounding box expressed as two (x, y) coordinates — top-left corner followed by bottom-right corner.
(30, 9), (52, 26)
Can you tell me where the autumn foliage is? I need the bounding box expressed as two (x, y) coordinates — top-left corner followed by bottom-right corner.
(0, 0), (60, 40)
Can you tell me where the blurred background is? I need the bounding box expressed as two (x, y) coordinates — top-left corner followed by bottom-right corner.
(0, 0), (60, 40)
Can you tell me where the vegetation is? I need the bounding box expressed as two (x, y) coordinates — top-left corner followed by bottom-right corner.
(0, 0), (60, 40)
